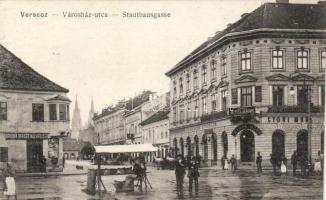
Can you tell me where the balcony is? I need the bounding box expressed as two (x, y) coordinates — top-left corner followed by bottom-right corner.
(267, 105), (325, 113)
(229, 106), (257, 124)
(200, 111), (228, 122)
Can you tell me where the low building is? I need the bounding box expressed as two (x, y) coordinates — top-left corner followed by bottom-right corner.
(63, 137), (84, 160)
(0, 44), (70, 172)
(140, 108), (170, 162)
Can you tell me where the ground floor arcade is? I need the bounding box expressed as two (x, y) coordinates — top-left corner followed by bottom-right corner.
(170, 114), (324, 167)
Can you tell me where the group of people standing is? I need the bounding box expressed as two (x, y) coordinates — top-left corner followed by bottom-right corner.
(221, 154), (237, 172)
(175, 154), (200, 198)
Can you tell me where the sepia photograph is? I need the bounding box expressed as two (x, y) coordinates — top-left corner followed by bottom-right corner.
(0, 0), (325, 199)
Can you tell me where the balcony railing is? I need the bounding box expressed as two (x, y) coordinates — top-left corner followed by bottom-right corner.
(200, 111), (228, 122)
(267, 105), (325, 113)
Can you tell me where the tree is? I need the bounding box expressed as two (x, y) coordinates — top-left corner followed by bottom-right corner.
(81, 142), (95, 159)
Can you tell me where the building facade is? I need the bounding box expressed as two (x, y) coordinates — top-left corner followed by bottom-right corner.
(0, 45), (70, 172)
(165, 2), (325, 167)
(140, 109), (170, 162)
(94, 108), (125, 145)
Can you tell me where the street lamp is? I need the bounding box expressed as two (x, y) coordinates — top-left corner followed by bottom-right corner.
(289, 86), (295, 96)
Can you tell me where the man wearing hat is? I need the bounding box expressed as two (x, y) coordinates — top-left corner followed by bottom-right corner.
(175, 154), (186, 198)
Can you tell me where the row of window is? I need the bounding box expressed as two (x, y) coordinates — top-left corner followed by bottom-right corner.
(173, 49), (326, 98)
(0, 102), (69, 121)
(143, 127), (169, 142)
(172, 85), (325, 123)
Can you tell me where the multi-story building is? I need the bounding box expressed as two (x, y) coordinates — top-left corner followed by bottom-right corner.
(140, 108), (170, 162)
(93, 108), (125, 145)
(0, 45), (70, 172)
(165, 1), (325, 167)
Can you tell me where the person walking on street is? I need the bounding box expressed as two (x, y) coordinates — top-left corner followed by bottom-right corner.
(175, 154), (186, 198)
(221, 155), (225, 170)
(230, 155), (236, 174)
(188, 156), (200, 196)
(256, 152), (262, 173)
(291, 151), (298, 176)
(3, 162), (17, 200)
(224, 156), (229, 170)
(281, 160), (287, 184)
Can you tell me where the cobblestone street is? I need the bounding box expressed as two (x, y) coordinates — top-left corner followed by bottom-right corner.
(0, 165), (323, 200)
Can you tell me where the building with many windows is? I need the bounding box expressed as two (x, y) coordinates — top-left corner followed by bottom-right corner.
(165, 1), (325, 167)
(0, 45), (70, 172)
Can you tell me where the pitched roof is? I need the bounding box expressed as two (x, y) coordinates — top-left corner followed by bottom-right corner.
(140, 108), (169, 126)
(63, 137), (84, 151)
(166, 2), (326, 76)
(47, 94), (71, 102)
(0, 44), (69, 92)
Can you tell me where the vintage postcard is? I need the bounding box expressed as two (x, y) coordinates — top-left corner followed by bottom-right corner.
(0, 0), (324, 199)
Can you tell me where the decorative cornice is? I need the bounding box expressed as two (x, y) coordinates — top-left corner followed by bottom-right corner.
(235, 75), (258, 83)
(266, 73), (290, 81)
(217, 80), (229, 88)
(291, 73), (315, 82)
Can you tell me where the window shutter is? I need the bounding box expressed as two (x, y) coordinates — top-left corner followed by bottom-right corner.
(231, 88), (238, 104)
(255, 86), (262, 102)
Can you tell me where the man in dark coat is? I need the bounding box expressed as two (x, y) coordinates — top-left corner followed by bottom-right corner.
(221, 155), (225, 170)
(230, 155), (237, 173)
(256, 152), (262, 173)
(188, 156), (200, 195)
(175, 154), (186, 198)
(291, 151), (298, 176)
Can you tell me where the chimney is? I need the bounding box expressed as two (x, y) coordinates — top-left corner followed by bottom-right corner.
(276, 0), (289, 3)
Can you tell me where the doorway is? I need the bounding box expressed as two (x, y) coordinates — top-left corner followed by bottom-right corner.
(272, 130), (285, 157)
(240, 130), (255, 162)
(297, 130), (308, 159)
(27, 139), (43, 172)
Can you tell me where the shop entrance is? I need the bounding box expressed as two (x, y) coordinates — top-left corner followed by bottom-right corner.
(27, 139), (43, 172)
(240, 130), (255, 162)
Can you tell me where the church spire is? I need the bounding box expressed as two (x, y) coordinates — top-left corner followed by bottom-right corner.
(71, 95), (82, 140)
(88, 97), (95, 127)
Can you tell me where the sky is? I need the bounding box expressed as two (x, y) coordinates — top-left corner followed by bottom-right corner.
(0, 0), (320, 125)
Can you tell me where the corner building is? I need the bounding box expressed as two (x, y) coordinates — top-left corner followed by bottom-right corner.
(0, 45), (70, 172)
(165, 1), (326, 167)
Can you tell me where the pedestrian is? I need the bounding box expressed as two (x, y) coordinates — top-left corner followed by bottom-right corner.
(221, 155), (225, 170)
(175, 154), (186, 198)
(281, 160), (287, 184)
(224, 156), (229, 170)
(62, 156), (65, 169)
(315, 151), (323, 175)
(291, 151), (298, 176)
(230, 155), (236, 174)
(256, 152), (262, 173)
(133, 157), (143, 191)
(3, 162), (17, 200)
(270, 154), (277, 175)
(188, 156), (200, 196)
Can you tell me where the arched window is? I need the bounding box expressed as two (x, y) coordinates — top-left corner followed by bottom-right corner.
(187, 137), (192, 156)
(272, 130), (285, 157)
(297, 130), (308, 159)
(222, 132), (228, 157)
(180, 138), (184, 156)
(212, 133), (217, 161)
(202, 134), (208, 161)
(194, 135), (199, 156)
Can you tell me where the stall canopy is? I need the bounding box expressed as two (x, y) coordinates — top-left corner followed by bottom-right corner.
(94, 143), (158, 154)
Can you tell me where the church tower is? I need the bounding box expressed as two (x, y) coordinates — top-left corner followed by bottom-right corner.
(71, 95), (82, 139)
(87, 97), (95, 127)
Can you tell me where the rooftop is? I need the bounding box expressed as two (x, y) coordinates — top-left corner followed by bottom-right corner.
(140, 108), (170, 126)
(0, 45), (69, 93)
(166, 2), (326, 76)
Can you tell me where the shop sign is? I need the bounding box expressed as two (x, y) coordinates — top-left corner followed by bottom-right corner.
(5, 133), (49, 140)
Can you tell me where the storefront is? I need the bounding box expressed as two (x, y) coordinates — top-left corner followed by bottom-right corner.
(2, 132), (63, 173)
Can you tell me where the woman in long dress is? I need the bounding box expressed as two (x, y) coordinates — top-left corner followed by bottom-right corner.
(3, 162), (17, 200)
(281, 160), (287, 184)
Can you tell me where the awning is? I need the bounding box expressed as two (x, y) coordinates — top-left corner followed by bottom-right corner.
(94, 143), (158, 154)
